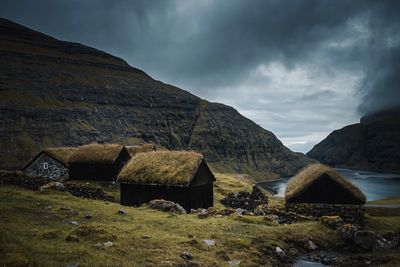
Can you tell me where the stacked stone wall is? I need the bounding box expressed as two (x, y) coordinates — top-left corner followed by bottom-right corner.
(285, 203), (364, 223)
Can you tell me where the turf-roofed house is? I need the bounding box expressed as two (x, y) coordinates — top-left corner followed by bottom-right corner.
(68, 144), (130, 181)
(118, 151), (216, 211)
(23, 147), (77, 180)
(284, 164), (366, 222)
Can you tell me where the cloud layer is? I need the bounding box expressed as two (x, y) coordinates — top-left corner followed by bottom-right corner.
(1, 0), (399, 152)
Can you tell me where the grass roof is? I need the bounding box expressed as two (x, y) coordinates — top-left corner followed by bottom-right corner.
(125, 144), (157, 157)
(118, 151), (204, 186)
(68, 143), (124, 164)
(44, 147), (77, 166)
(284, 164), (366, 204)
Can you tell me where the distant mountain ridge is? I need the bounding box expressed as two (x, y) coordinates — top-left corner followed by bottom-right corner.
(307, 109), (400, 172)
(0, 18), (313, 180)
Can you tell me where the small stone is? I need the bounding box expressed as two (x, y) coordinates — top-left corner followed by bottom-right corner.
(44, 206), (52, 210)
(187, 234), (195, 238)
(103, 241), (113, 249)
(307, 240), (318, 251)
(214, 215), (223, 218)
(203, 239), (215, 246)
(65, 234), (80, 242)
(180, 251), (193, 260)
(197, 209), (210, 219)
(68, 221), (79, 226)
(275, 246), (285, 258)
(84, 214), (93, 219)
(142, 235), (150, 239)
(228, 259), (241, 266)
(118, 209), (127, 215)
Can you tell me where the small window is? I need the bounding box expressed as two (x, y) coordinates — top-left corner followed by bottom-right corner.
(43, 162), (49, 170)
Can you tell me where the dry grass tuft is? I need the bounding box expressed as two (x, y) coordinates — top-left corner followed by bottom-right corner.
(284, 164), (366, 203)
(68, 143), (123, 164)
(118, 151), (203, 186)
(125, 144), (157, 157)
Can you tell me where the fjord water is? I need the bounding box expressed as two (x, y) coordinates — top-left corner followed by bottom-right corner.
(258, 168), (400, 201)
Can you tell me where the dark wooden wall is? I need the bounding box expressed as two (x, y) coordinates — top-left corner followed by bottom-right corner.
(69, 150), (130, 181)
(287, 174), (364, 204)
(120, 183), (213, 211)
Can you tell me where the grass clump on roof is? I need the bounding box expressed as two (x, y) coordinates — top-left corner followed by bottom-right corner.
(118, 151), (203, 186)
(284, 164), (366, 203)
(68, 143), (123, 164)
(44, 147), (77, 165)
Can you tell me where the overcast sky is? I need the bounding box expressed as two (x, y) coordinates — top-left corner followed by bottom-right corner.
(1, 0), (399, 152)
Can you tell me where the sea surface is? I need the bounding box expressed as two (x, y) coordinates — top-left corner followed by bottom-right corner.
(258, 168), (400, 201)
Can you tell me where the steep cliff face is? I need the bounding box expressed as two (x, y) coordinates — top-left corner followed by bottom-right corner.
(307, 109), (400, 172)
(0, 18), (312, 179)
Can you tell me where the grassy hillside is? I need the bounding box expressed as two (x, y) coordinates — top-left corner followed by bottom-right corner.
(1, 173), (400, 266)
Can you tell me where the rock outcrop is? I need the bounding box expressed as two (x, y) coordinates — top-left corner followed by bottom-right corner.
(307, 108), (400, 172)
(0, 18), (312, 179)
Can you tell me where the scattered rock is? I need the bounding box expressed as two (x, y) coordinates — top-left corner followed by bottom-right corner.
(142, 235), (150, 239)
(67, 220), (80, 226)
(103, 241), (113, 249)
(117, 209), (127, 215)
(320, 216), (343, 229)
(180, 251), (193, 260)
(228, 259), (241, 266)
(148, 199), (186, 214)
(40, 182), (65, 192)
(84, 214), (92, 220)
(275, 246), (285, 258)
(65, 234), (80, 242)
(338, 224), (359, 240)
(220, 186), (268, 212)
(214, 214), (223, 218)
(254, 205), (266, 216)
(203, 239), (215, 246)
(196, 209), (210, 219)
(307, 240), (318, 251)
(353, 230), (380, 250)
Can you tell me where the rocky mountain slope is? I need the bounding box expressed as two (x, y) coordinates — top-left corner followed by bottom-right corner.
(307, 109), (400, 172)
(0, 18), (312, 179)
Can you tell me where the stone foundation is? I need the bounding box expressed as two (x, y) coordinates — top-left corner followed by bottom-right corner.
(285, 203), (365, 223)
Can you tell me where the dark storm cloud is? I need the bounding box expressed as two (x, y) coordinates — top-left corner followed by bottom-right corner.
(0, 0), (399, 151)
(357, 1), (400, 115)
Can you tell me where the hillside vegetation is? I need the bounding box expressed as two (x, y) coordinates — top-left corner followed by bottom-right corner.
(1, 173), (400, 266)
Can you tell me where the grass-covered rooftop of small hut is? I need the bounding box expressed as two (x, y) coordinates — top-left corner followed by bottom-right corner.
(44, 147), (77, 165)
(284, 164), (366, 203)
(125, 144), (160, 157)
(118, 151), (203, 186)
(68, 143), (123, 164)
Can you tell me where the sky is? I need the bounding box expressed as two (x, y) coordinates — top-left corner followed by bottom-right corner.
(1, 0), (399, 152)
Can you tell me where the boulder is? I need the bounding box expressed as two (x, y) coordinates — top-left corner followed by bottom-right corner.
(117, 209), (127, 215)
(148, 199), (186, 214)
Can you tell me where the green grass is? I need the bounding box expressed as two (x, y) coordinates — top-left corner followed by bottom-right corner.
(368, 197), (400, 205)
(0, 173), (399, 266)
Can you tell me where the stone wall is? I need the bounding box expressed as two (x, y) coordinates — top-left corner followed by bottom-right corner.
(285, 203), (365, 223)
(25, 153), (68, 180)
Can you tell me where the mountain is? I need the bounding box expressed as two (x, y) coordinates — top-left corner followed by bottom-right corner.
(0, 18), (313, 180)
(307, 108), (400, 172)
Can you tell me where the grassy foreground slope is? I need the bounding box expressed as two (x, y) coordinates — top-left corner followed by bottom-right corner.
(1, 173), (400, 266)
